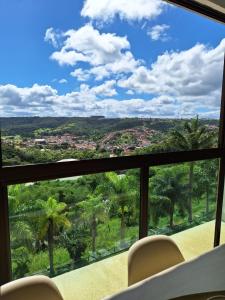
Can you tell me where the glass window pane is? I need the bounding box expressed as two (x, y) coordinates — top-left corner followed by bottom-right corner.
(9, 170), (139, 279)
(148, 159), (219, 260)
(1, 0), (224, 166)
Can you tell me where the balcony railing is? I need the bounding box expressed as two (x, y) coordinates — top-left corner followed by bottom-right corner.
(1, 145), (225, 285)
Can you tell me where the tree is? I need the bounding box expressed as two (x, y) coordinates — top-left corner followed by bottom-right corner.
(12, 246), (31, 279)
(105, 172), (137, 247)
(9, 185), (34, 251)
(60, 226), (87, 267)
(194, 160), (218, 215)
(37, 196), (70, 276)
(149, 194), (170, 227)
(78, 194), (107, 253)
(11, 221), (33, 250)
(168, 117), (214, 222)
(150, 166), (187, 228)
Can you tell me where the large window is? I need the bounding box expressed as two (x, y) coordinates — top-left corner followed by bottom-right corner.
(1, 0), (225, 165)
(1, 0), (225, 294)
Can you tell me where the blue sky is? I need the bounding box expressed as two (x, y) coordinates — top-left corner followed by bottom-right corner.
(1, 0), (225, 118)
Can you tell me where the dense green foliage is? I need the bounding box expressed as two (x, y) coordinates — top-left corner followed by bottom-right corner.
(2, 144), (103, 166)
(9, 160), (218, 279)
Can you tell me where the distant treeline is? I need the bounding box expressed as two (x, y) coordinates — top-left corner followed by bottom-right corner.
(0, 117), (219, 138)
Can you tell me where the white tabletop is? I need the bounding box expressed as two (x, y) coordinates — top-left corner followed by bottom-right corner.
(104, 244), (225, 300)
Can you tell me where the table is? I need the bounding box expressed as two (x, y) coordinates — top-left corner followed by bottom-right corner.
(105, 244), (225, 300)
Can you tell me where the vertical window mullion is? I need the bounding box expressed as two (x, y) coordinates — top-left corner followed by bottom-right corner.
(0, 184), (11, 285)
(139, 166), (149, 239)
(214, 54), (225, 247)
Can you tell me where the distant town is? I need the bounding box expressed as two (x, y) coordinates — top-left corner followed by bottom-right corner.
(1, 116), (218, 165)
(2, 128), (158, 157)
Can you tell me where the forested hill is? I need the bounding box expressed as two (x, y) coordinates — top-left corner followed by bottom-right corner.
(0, 117), (219, 138)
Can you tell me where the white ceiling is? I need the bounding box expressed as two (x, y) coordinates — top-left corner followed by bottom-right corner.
(196, 0), (225, 14)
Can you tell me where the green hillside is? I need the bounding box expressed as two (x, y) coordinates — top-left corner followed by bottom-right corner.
(0, 117), (219, 138)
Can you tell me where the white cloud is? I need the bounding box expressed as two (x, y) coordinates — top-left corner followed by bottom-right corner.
(59, 78), (68, 84)
(147, 24), (170, 41)
(51, 49), (87, 66)
(90, 80), (117, 97)
(10, 29), (223, 119)
(48, 24), (141, 81)
(0, 81), (117, 117)
(70, 68), (91, 81)
(0, 82), (221, 119)
(44, 27), (61, 48)
(126, 90), (135, 95)
(118, 39), (225, 108)
(0, 84), (57, 107)
(81, 0), (166, 22)
(71, 51), (140, 81)
(50, 24), (130, 66)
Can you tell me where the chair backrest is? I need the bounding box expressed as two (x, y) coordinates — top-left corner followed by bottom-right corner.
(128, 235), (185, 286)
(0, 275), (64, 300)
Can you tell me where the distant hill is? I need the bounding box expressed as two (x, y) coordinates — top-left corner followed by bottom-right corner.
(0, 117), (219, 138)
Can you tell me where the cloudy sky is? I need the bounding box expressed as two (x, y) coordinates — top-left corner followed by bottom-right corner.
(1, 0), (225, 118)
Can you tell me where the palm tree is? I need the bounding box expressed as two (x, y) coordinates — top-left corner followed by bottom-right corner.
(150, 194), (170, 227)
(78, 194), (107, 253)
(105, 172), (137, 246)
(8, 185), (35, 251)
(150, 166), (187, 228)
(37, 196), (70, 276)
(168, 117), (214, 222)
(194, 160), (218, 215)
(11, 221), (33, 249)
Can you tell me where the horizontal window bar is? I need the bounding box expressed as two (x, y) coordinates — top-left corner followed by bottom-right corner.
(0, 148), (221, 185)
